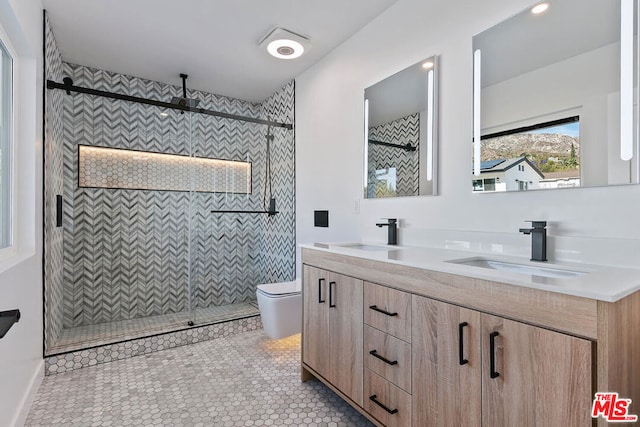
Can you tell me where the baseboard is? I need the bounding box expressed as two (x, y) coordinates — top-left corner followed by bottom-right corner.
(11, 360), (44, 427)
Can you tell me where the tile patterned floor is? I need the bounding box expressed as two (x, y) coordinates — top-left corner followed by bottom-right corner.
(48, 302), (260, 355)
(27, 330), (374, 427)
(45, 317), (262, 375)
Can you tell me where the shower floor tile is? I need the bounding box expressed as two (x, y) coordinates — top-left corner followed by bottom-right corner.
(48, 302), (260, 355)
(27, 330), (373, 427)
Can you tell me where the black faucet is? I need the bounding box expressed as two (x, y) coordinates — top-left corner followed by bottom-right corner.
(376, 218), (398, 245)
(519, 221), (547, 262)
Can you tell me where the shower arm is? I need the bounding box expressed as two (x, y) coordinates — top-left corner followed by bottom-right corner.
(181, 73), (188, 99)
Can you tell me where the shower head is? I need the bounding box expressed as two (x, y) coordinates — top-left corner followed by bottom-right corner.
(171, 73), (200, 109)
(170, 96), (200, 108)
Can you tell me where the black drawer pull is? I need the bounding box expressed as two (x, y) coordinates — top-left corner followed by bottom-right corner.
(329, 281), (336, 308)
(369, 349), (398, 366)
(489, 331), (500, 379)
(459, 322), (469, 365)
(369, 305), (398, 317)
(369, 395), (398, 414)
(318, 278), (326, 304)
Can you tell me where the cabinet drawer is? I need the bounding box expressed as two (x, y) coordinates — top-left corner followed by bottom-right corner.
(364, 369), (411, 427)
(364, 282), (411, 342)
(364, 325), (411, 393)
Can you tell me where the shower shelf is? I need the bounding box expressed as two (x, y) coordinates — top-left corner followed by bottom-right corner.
(0, 309), (20, 339)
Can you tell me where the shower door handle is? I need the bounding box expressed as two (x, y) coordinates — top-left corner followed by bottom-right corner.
(56, 195), (63, 227)
(318, 278), (326, 304)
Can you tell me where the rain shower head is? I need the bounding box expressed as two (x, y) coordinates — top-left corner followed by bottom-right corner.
(171, 73), (200, 109)
(170, 96), (200, 108)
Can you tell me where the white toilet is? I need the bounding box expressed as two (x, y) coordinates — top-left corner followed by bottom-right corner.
(256, 278), (302, 339)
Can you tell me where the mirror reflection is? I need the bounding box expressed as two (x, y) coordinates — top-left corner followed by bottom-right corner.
(472, 0), (638, 193)
(364, 56), (438, 198)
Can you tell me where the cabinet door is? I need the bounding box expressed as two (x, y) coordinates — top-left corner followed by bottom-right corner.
(412, 296), (482, 427)
(302, 265), (330, 377)
(481, 314), (593, 427)
(328, 271), (364, 406)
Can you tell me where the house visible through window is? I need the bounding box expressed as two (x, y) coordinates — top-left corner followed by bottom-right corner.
(473, 178), (496, 192)
(0, 39), (12, 249)
(477, 116), (580, 192)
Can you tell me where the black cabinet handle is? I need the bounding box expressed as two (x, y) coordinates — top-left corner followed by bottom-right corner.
(459, 322), (469, 366)
(329, 281), (336, 308)
(369, 349), (398, 366)
(369, 395), (398, 415)
(489, 331), (500, 379)
(369, 305), (398, 317)
(318, 278), (325, 304)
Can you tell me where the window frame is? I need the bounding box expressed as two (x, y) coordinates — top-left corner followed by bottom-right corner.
(0, 32), (15, 253)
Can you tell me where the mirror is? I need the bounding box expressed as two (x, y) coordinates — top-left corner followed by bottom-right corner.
(364, 56), (439, 198)
(472, 0), (639, 193)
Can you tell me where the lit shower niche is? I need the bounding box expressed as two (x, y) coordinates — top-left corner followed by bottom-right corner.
(78, 145), (251, 193)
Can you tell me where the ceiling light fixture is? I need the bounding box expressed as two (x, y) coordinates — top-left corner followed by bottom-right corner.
(260, 27), (311, 60)
(531, 2), (550, 14)
(421, 61), (434, 70)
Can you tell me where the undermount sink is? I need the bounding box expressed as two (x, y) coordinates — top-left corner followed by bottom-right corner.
(447, 257), (588, 279)
(335, 243), (398, 251)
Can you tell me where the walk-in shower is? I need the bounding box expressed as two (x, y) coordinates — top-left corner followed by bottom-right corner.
(43, 14), (295, 355)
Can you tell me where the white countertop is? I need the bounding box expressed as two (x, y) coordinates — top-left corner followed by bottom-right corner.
(300, 242), (640, 302)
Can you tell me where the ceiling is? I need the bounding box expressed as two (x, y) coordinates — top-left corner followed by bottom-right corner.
(42, 0), (399, 103)
(474, 0), (620, 88)
(366, 57), (434, 127)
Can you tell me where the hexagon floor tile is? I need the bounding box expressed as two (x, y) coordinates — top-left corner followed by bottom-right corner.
(26, 330), (374, 426)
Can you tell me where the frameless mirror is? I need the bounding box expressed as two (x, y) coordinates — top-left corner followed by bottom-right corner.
(364, 56), (439, 198)
(472, 0), (639, 193)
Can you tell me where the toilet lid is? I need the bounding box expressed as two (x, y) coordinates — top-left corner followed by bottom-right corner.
(257, 279), (301, 296)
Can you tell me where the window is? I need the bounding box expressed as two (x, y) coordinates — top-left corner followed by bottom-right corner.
(483, 178), (496, 192)
(473, 178), (496, 192)
(0, 40), (12, 249)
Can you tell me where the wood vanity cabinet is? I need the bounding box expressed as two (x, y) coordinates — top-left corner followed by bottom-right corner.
(302, 265), (364, 406)
(301, 248), (640, 427)
(412, 296), (592, 426)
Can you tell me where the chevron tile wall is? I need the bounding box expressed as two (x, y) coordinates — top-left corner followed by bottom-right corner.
(258, 81), (296, 284)
(43, 15), (66, 350)
(47, 60), (295, 330)
(367, 113), (420, 197)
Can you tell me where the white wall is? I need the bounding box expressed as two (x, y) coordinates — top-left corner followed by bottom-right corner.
(296, 0), (640, 270)
(0, 0), (44, 425)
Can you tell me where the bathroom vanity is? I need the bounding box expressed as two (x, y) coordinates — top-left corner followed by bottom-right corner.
(300, 243), (640, 427)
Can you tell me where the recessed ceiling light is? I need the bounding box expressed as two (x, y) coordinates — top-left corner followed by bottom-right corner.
(260, 27), (311, 60)
(421, 61), (434, 70)
(160, 112), (169, 117)
(531, 2), (550, 14)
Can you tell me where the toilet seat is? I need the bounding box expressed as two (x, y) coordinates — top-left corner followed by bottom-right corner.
(257, 280), (301, 297)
